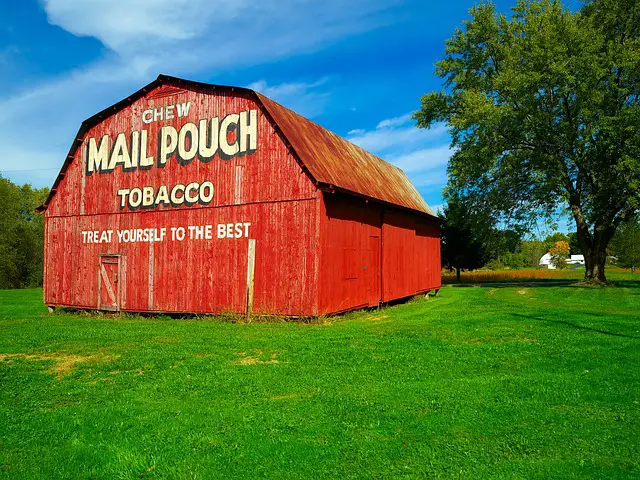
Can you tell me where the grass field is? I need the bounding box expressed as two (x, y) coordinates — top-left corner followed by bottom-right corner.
(0, 283), (639, 479)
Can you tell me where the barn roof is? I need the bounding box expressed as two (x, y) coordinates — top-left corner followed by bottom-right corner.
(38, 75), (436, 218)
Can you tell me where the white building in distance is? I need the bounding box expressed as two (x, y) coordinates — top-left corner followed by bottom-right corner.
(539, 253), (585, 270)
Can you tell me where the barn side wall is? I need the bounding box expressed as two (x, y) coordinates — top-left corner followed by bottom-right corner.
(381, 209), (441, 302)
(318, 193), (441, 315)
(43, 86), (320, 316)
(317, 193), (383, 314)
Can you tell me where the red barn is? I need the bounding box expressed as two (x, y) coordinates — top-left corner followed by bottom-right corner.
(37, 75), (441, 316)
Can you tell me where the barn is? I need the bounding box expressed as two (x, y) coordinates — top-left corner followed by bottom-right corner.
(37, 75), (441, 316)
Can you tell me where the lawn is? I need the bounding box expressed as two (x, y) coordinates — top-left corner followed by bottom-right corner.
(0, 283), (638, 479)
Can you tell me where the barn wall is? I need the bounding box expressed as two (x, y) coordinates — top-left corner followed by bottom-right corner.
(43, 85), (320, 316)
(317, 193), (441, 314)
(318, 193), (382, 314)
(381, 210), (441, 302)
(44, 201), (318, 315)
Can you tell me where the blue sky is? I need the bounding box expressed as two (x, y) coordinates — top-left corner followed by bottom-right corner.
(0, 0), (575, 218)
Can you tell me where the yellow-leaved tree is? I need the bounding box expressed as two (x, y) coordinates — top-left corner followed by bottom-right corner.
(549, 241), (570, 270)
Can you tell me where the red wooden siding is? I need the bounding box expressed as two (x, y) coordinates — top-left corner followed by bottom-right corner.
(381, 210), (441, 302)
(318, 193), (383, 314)
(318, 193), (441, 315)
(47, 88), (315, 218)
(45, 200), (318, 315)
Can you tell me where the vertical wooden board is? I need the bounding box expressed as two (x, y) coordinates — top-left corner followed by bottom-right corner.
(246, 238), (256, 315)
(250, 198), (319, 316)
(148, 241), (154, 311)
(368, 235), (381, 307)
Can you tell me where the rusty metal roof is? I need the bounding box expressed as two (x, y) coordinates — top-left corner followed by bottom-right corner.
(38, 75), (436, 218)
(257, 94), (435, 217)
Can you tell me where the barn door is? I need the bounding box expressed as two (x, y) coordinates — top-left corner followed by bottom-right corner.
(98, 255), (121, 312)
(368, 235), (381, 307)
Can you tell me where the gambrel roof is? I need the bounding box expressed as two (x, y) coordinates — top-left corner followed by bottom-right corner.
(38, 75), (436, 218)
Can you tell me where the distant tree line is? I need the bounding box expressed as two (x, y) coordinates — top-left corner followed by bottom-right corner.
(0, 176), (49, 289)
(439, 195), (639, 278)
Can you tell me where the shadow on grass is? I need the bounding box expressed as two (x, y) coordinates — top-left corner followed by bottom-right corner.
(512, 313), (640, 339)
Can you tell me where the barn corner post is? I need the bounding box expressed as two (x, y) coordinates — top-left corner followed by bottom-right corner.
(246, 238), (256, 319)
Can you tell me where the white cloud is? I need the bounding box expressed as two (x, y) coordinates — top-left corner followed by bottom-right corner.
(0, 0), (405, 187)
(376, 113), (412, 129)
(41, 0), (400, 76)
(347, 113), (447, 154)
(0, 57), (146, 187)
(346, 112), (453, 203)
(246, 78), (330, 118)
(42, 0), (230, 48)
(389, 144), (454, 173)
(409, 170), (450, 188)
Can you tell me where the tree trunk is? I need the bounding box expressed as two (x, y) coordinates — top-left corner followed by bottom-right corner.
(585, 244), (608, 282)
(571, 203), (615, 283)
(581, 225), (615, 283)
(456, 267), (461, 281)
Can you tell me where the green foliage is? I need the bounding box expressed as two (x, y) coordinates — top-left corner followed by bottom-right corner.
(439, 195), (492, 277)
(415, 0), (640, 280)
(485, 240), (529, 270)
(0, 176), (49, 289)
(522, 239), (548, 267)
(610, 217), (640, 271)
(499, 250), (530, 269)
(567, 232), (581, 255)
(486, 228), (522, 259)
(0, 286), (638, 478)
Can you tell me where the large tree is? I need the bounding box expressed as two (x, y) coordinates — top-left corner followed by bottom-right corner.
(415, 0), (640, 281)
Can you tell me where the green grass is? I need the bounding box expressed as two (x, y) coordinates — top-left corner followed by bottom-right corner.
(0, 283), (639, 479)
